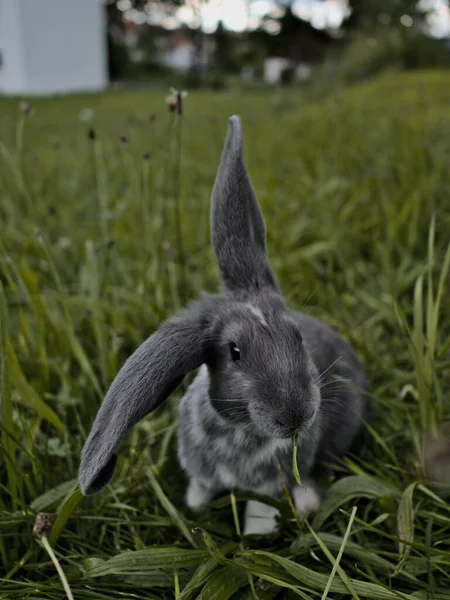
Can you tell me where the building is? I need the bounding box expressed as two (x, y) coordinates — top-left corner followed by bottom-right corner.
(0, 0), (108, 96)
(259, 7), (332, 84)
(114, 19), (213, 74)
(263, 57), (312, 85)
(159, 33), (212, 73)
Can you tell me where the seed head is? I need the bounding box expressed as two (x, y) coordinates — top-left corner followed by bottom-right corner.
(33, 513), (52, 538)
(78, 107), (95, 122)
(19, 101), (34, 116)
(165, 88), (188, 115)
(88, 127), (97, 141)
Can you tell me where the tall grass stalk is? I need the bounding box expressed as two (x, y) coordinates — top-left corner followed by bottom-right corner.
(38, 535), (75, 600)
(174, 114), (186, 300)
(91, 136), (109, 252)
(15, 114), (26, 159)
(397, 217), (450, 440)
(0, 283), (16, 512)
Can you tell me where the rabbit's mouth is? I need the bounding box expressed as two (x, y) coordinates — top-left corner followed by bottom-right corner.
(248, 408), (312, 439)
(246, 392), (320, 439)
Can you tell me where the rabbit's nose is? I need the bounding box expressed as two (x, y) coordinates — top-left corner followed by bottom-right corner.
(274, 416), (301, 433)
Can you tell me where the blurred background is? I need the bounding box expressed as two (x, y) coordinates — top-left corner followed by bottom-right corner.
(0, 0), (449, 96)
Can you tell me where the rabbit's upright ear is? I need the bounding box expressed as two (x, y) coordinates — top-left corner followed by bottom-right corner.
(79, 304), (208, 496)
(211, 116), (279, 293)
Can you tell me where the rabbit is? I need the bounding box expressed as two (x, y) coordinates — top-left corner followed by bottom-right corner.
(79, 115), (371, 536)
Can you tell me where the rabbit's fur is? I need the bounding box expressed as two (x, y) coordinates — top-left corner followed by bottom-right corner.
(79, 116), (371, 535)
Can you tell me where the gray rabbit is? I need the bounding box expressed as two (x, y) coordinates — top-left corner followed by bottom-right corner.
(79, 116), (371, 535)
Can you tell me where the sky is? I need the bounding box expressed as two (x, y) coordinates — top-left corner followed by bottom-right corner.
(119, 0), (450, 37)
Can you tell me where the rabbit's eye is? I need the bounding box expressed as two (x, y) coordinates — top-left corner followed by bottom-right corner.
(229, 342), (241, 361)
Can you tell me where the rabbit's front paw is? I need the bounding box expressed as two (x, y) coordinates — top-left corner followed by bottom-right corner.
(243, 500), (279, 536)
(186, 478), (214, 511)
(293, 480), (320, 519)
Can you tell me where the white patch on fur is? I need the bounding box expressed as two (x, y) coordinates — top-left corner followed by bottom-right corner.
(197, 363), (209, 381)
(293, 481), (321, 518)
(191, 413), (204, 439)
(245, 304), (268, 327)
(244, 500), (280, 535)
(216, 463), (236, 487)
(233, 428), (248, 446)
(215, 436), (230, 453)
(189, 405), (205, 444)
(186, 479), (212, 511)
(184, 366), (209, 444)
(255, 437), (291, 464)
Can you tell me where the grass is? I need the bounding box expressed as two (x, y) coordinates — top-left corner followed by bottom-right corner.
(0, 68), (450, 599)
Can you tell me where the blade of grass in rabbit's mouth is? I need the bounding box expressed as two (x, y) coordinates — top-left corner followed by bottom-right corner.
(292, 432), (303, 487)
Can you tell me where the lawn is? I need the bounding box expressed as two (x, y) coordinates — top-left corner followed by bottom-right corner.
(1, 69), (450, 599)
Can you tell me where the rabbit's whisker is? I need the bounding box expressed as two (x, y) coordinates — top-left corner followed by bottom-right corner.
(318, 379), (351, 390)
(315, 356), (343, 384)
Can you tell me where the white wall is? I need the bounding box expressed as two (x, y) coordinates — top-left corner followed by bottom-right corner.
(0, 0), (108, 95)
(264, 57), (293, 85)
(160, 39), (212, 73)
(0, 0), (26, 93)
(162, 44), (194, 72)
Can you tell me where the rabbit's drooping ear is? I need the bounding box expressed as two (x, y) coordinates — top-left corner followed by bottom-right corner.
(79, 305), (208, 496)
(211, 116), (279, 293)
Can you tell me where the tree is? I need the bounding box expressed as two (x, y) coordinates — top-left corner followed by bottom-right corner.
(261, 6), (332, 62)
(184, 0), (207, 88)
(268, 0), (448, 36)
(343, 0), (450, 35)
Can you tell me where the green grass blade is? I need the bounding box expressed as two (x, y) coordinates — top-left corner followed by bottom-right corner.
(147, 466), (198, 548)
(0, 283), (16, 511)
(83, 547), (208, 577)
(30, 479), (79, 512)
(292, 432), (303, 487)
(305, 506), (360, 600)
(313, 475), (395, 529)
(50, 486), (84, 545)
(244, 551), (413, 599)
(7, 341), (64, 431)
(199, 565), (249, 600)
(395, 483), (417, 576)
